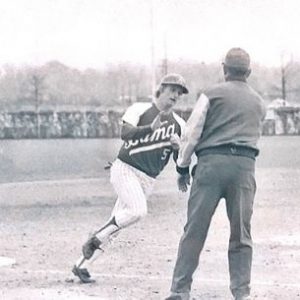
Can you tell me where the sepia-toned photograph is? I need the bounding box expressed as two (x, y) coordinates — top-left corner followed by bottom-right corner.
(0, 0), (300, 299)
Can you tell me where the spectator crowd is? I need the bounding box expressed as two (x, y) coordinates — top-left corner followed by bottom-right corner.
(0, 106), (300, 139)
(0, 110), (122, 139)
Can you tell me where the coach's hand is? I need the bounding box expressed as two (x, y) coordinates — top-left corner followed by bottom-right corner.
(177, 173), (190, 192)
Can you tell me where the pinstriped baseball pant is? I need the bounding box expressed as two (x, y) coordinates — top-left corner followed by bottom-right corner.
(109, 159), (155, 228)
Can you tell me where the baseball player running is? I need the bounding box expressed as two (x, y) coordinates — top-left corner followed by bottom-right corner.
(72, 73), (188, 283)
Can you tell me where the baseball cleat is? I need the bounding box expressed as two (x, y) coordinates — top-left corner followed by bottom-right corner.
(82, 236), (102, 259)
(72, 265), (95, 284)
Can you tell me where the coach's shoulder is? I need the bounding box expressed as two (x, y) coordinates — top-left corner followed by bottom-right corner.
(201, 81), (242, 102)
(203, 82), (228, 97)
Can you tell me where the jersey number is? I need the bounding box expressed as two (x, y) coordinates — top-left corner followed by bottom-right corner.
(161, 148), (171, 160)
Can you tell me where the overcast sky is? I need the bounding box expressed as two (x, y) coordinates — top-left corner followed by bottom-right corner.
(0, 0), (299, 69)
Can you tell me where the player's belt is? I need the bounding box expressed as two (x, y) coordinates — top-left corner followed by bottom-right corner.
(195, 144), (258, 160)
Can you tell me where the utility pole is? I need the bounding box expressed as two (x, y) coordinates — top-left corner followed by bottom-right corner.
(162, 32), (168, 76)
(281, 65), (286, 100)
(32, 74), (41, 138)
(150, 0), (156, 98)
(280, 51), (293, 100)
(32, 72), (45, 138)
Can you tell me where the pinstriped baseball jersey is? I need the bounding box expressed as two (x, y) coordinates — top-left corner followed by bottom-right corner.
(117, 102), (185, 178)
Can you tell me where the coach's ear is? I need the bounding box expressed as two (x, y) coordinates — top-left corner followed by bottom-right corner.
(245, 68), (251, 78)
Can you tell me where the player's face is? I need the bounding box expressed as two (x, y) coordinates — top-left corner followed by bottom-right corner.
(158, 85), (184, 112)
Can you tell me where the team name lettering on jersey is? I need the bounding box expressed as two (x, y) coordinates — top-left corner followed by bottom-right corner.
(117, 103), (185, 178)
(124, 124), (175, 150)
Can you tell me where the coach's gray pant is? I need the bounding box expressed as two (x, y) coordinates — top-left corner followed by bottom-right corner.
(170, 154), (256, 299)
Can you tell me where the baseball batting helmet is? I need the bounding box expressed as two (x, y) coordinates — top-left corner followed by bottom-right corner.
(159, 73), (189, 94)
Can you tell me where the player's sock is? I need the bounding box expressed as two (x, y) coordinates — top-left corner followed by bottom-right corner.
(75, 217), (120, 269)
(75, 255), (86, 268)
(94, 216), (120, 242)
(80, 253), (98, 269)
(95, 224), (119, 242)
(79, 227), (119, 269)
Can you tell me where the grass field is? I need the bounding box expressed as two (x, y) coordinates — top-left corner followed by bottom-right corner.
(0, 137), (300, 300)
(1, 136), (300, 183)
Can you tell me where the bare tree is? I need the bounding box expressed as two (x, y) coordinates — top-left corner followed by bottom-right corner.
(280, 52), (295, 101)
(29, 70), (45, 137)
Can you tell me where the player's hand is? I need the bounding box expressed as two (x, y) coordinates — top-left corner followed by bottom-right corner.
(177, 173), (190, 192)
(170, 133), (180, 150)
(150, 112), (168, 131)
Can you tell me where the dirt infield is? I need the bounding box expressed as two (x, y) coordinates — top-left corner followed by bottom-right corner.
(0, 137), (300, 299)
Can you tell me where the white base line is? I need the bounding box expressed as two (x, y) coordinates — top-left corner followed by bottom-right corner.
(6, 269), (300, 288)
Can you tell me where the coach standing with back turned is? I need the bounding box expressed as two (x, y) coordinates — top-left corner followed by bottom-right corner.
(166, 48), (266, 300)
